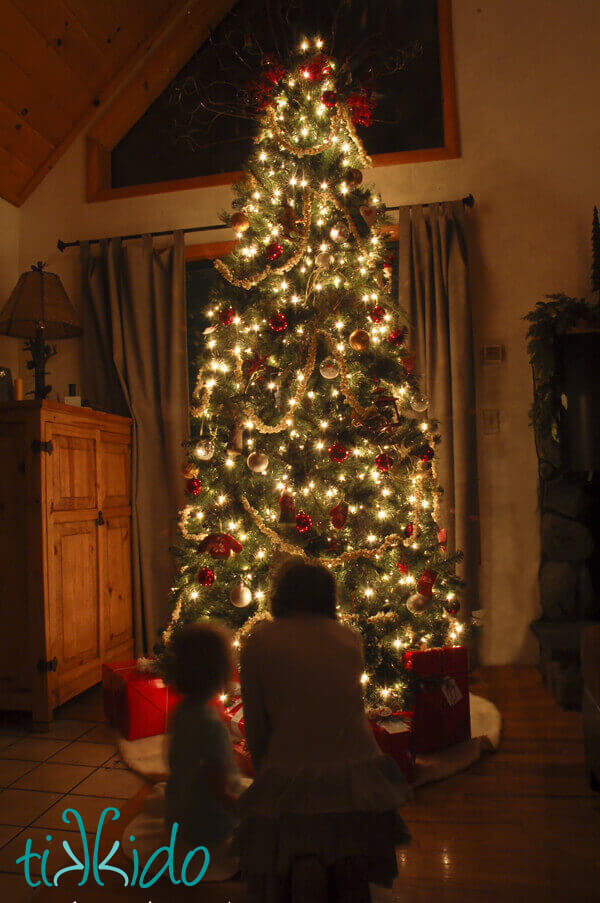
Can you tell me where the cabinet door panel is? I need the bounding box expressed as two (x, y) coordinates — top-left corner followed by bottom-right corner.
(0, 422), (29, 692)
(100, 435), (131, 510)
(102, 514), (133, 652)
(48, 431), (97, 512)
(49, 519), (100, 671)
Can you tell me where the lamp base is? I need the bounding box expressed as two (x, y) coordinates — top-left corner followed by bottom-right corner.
(25, 326), (56, 400)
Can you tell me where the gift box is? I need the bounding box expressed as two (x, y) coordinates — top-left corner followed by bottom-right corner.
(222, 676), (245, 741)
(369, 712), (414, 783)
(232, 738), (254, 777)
(102, 661), (182, 741)
(403, 646), (470, 754)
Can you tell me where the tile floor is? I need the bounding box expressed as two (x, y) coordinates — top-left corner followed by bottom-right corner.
(0, 685), (145, 902)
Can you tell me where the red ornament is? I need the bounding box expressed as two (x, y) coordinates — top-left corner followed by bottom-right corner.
(279, 490), (296, 524)
(197, 533), (243, 559)
(346, 90), (376, 127)
(266, 242), (283, 262)
(185, 477), (202, 496)
(369, 305), (385, 323)
(295, 511), (312, 534)
(321, 90), (337, 108)
(219, 306), (235, 326)
(444, 600), (460, 617)
(418, 445), (435, 462)
(328, 441), (348, 463)
(197, 566), (215, 587)
(375, 452), (394, 473)
(242, 351), (268, 378)
(397, 557), (409, 575)
(269, 312), (288, 333)
(417, 569), (437, 597)
(404, 523), (414, 538)
(401, 353), (416, 373)
(246, 61), (285, 110)
(387, 328), (405, 347)
(437, 528), (447, 545)
(383, 252), (394, 272)
(302, 54), (330, 82)
(330, 501), (349, 529)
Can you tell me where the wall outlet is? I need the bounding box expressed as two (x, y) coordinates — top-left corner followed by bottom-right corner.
(481, 344), (506, 364)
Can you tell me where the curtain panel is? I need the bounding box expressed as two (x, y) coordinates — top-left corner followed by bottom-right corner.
(80, 233), (187, 653)
(397, 202), (480, 616)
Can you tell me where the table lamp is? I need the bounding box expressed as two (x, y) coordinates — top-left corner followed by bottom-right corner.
(0, 261), (82, 399)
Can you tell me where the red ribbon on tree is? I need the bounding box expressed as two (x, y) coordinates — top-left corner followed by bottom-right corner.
(246, 61), (285, 111)
(346, 90), (376, 127)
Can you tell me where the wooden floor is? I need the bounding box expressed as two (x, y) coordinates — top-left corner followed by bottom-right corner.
(34, 666), (600, 903)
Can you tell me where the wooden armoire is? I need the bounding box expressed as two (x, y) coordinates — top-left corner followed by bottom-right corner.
(0, 401), (134, 728)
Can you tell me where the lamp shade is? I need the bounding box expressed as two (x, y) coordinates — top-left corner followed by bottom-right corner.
(0, 266), (82, 339)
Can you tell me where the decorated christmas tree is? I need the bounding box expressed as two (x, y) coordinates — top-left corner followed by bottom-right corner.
(162, 40), (466, 709)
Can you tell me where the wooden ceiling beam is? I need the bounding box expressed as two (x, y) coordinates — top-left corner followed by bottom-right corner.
(0, 142), (34, 205)
(10, 0), (119, 95)
(0, 50), (75, 146)
(89, 0), (239, 153)
(0, 99), (55, 171)
(11, 1), (191, 206)
(0, 1), (93, 121)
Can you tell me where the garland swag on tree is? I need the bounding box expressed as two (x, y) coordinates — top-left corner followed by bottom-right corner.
(162, 40), (467, 710)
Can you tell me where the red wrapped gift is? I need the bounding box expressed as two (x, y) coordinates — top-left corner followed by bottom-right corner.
(403, 646), (471, 754)
(102, 661), (182, 741)
(369, 712), (414, 783)
(232, 738), (254, 777)
(222, 676), (246, 741)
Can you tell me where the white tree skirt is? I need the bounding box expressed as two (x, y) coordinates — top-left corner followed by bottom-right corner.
(115, 693), (501, 789)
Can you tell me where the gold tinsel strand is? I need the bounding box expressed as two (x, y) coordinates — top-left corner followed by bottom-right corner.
(214, 190), (314, 288)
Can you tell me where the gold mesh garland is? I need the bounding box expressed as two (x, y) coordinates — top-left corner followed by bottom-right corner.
(265, 107), (343, 156)
(241, 493), (403, 566)
(339, 103), (373, 167)
(214, 190), (314, 289)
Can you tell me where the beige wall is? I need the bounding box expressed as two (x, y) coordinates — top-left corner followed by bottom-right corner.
(11, 0), (600, 663)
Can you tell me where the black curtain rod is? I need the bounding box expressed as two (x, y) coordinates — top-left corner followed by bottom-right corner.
(56, 193), (474, 252)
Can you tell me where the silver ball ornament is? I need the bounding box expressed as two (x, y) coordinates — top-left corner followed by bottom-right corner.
(410, 392), (429, 413)
(315, 251), (334, 268)
(247, 451), (269, 473)
(230, 583), (253, 608)
(406, 592), (431, 615)
(319, 356), (340, 379)
(330, 222), (349, 243)
(195, 439), (214, 461)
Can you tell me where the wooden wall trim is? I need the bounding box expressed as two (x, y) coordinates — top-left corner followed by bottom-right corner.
(86, 0), (460, 205)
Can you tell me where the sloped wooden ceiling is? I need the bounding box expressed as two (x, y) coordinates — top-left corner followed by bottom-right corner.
(0, 0), (192, 206)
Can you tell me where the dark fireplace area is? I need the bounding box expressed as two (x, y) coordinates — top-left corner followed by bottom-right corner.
(531, 324), (600, 708)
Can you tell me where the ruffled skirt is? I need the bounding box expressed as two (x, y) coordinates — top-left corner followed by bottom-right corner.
(235, 753), (410, 895)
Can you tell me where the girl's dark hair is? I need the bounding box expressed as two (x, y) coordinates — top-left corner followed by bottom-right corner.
(270, 556), (337, 619)
(170, 621), (233, 700)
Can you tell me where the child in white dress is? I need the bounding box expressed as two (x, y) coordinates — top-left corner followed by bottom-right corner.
(122, 621), (242, 882)
(237, 558), (410, 903)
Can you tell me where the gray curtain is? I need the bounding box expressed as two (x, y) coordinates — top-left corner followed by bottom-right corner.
(397, 203), (479, 616)
(80, 233), (188, 653)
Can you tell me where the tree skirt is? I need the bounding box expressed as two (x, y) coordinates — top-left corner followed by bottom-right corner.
(114, 694), (501, 788)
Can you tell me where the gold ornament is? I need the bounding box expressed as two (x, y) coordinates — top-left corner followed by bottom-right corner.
(230, 212), (250, 234)
(349, 328), (370, 351)
(181, 461), (199, 479)
(347, 168), (363, 186)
